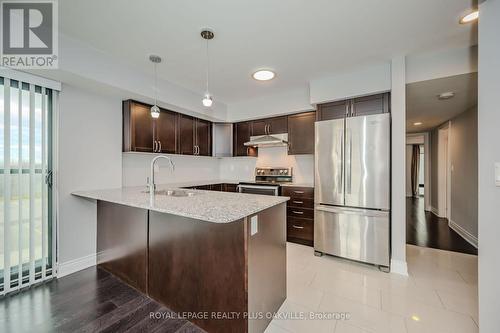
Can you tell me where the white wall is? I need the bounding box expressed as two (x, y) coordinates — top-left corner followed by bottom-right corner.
(309, 63), (391, 104)
(57, 84), (122, 276)
(122, 153), (220, 187)
(478, 0), (500, 331)
(390, 56), (408, 275)
(32, 34), (228, 122)
(227, 87), (313, 122)
(406, 45), (478, 84)
(219, 147), (314, 185)
(449, 107), (478, 244)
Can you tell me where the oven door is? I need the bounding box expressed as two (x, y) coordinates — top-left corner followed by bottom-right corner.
(237, 184), (279, 196)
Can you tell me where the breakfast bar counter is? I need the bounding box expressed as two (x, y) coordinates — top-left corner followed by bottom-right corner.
(73, 187), (288, 333)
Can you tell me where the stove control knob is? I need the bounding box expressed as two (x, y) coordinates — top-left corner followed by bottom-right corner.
(283, 170), (288, 174)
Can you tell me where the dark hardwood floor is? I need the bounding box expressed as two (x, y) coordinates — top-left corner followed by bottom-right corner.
(0, 267), (205, 333)
(406, 197), (478, 255)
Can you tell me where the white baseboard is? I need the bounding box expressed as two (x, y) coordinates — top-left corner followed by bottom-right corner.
(57, 253), (96, 278)
(430, 206), (446, 218)
(390, 259), (408, 276)
(449, 220), (478, 249)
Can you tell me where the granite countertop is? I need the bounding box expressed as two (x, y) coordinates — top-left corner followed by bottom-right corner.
(163, 179), (241, 188)
(72, 185), (289, 224)
(280, 182), (314, 188)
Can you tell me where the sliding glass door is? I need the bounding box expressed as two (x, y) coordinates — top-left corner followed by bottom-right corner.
(0, 76), (54, 294)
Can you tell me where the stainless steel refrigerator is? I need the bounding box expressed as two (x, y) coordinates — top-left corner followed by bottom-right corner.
(314, 113), (390, 269)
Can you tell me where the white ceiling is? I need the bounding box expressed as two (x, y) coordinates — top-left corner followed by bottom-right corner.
(59, 0), (477, 104)
(406, 72), (477, 133)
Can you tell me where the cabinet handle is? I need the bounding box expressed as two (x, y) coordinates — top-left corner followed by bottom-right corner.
(292, 225), (304, 229)
(154, 140), (157, 152)
(193, 145), (196, 155)
(158, 141), (162, 152)
(292, 211), (304, 215)
(292, 201), (304, 204)
(294, 191), (304, 194)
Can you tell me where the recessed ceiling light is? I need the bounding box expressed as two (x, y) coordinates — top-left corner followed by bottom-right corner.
(460, 10), (478, 24)
(438, 92), (455, 100)
(252, 70), (275, 81)
(414, 122), (422, 126)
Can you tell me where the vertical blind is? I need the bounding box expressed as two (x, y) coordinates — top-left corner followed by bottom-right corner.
(0, 76), (55, 295)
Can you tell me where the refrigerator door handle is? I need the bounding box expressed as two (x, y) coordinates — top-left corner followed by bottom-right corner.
(338, 129), (344, 194)
(315, 205), (389, 218)
(345, 129), (352, 194)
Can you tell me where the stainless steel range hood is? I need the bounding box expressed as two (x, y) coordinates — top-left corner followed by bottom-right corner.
(244, 133), (288, 148)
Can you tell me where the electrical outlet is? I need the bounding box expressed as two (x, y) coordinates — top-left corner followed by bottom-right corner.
(250, 216), (258, 236)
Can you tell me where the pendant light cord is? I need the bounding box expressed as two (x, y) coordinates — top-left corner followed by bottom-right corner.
(154, 62), (158, 105)
(205, 37), (210, 94)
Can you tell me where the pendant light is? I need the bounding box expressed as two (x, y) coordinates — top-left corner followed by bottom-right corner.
(201, 29), (214, 107)
(149, 54), (161, 118)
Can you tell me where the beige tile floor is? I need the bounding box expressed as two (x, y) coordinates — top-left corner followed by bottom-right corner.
(265, 243), (478, 333)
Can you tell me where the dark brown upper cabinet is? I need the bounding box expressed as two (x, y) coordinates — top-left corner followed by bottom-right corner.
(233, 121), (257, 157)
(251, 116), (288, 136)
(251, 119), (267, 136)
(317, 93), (390, 121)
(177, 115), (212, 156)
(287, 111), (316, 155)
(123, 100), (156, 153)
(350, 93), (390, 117)
(195, 118), (212, 156)
(155, 109), (177, 154)
(178, 114), (195, 155)
(316, 100), (349, 121)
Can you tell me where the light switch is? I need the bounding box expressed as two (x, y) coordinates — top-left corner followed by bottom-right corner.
(496, 163), (500, 187)
(250, 216), (258, 236)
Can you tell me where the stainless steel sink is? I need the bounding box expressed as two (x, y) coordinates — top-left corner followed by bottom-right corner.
(142, 189), (197, 197)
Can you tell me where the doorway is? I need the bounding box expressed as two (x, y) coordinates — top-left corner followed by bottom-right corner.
(0, 76), (55, 295)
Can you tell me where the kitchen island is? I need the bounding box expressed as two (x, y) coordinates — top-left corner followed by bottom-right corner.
(73, 186), (288, 333)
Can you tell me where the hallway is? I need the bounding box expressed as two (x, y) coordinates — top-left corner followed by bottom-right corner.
(406, 197), (478, 255)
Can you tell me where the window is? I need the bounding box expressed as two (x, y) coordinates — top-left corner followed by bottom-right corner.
(0, 76), (54, 294)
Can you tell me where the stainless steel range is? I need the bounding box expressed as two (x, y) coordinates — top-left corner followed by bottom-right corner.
(238, 167), (293, 196)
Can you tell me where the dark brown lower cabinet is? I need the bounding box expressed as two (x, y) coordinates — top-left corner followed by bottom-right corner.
(224, 183), (238, 192)
(97, 201), (149, 293)
(97, 200), (287, 333)
(148, 211), (247, 333)
(282, 186), (314, 246)
(287, 217), (314, 246)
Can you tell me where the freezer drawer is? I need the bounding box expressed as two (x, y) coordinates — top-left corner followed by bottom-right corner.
(314, 205), (390, 267)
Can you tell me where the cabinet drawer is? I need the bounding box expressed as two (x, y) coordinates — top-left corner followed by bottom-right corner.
(282, 186), (314, 199)
(287, 217), (313, 242)
(287, 198), (314, 209)
(287, 207), (314, 219)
